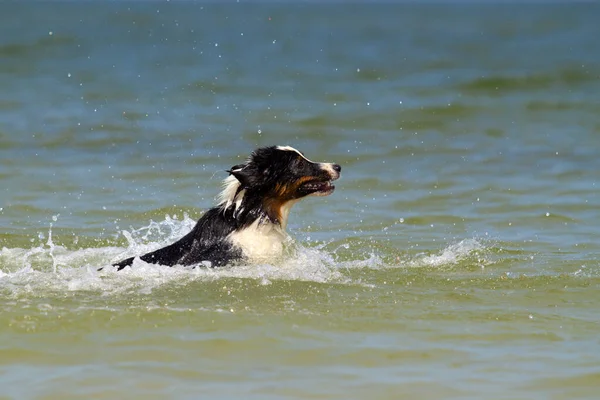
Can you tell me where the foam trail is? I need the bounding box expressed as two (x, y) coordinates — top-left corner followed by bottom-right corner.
(0, 214), (497, 299)
(0, 215), (355, 298)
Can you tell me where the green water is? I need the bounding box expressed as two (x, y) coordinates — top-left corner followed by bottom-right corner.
(1, 2), (600, 399)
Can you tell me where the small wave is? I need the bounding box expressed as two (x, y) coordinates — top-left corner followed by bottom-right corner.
(0, 246), (350, 299)
(458, 67), (598, 94)
(0, 34), (76, 58)
(410, 238), (489, 268)
(331, 238), (494, 271)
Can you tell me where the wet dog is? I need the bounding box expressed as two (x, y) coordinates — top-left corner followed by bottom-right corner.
(113, 145), (341, 270)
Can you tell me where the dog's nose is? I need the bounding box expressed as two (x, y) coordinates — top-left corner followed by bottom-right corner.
(332, 164), (341, 173)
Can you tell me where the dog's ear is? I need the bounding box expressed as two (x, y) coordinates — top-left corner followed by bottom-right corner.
(229, 164), (246, 172)
(227, 164), (252, 188)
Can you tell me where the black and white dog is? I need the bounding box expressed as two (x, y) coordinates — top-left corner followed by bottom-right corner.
(113, 145), (341, 270)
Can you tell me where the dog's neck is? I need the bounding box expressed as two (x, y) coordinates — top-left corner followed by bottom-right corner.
(216, 176), (297, 230)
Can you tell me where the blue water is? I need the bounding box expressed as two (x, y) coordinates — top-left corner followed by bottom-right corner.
(1, 2), (600, 399)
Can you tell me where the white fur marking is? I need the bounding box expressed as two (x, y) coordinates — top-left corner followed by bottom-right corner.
(276, 145), (313, 162)
(319, 162), (339, 177)
(217, 175), (244, 211)
(228, 219), (288, 262)
(233, 190), (245, 216)
(276, 145), (339, 179)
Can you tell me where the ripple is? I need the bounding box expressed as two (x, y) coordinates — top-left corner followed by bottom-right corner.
(0, 34), (76, 58)
(458, 67), (598, 94)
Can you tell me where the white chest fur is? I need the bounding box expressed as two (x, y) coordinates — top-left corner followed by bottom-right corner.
(227, 220), (289, 262)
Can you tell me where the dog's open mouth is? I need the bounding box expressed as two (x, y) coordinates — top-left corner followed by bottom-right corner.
(300, 179), (336, 196)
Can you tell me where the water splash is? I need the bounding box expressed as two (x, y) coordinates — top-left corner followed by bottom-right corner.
(46, 214), (59, 273)
(0, 215), (352, 297)
(0, 216), (499, 298)
(413, 238), (488, 268)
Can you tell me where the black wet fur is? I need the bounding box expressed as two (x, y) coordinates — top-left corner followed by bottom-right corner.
(113, 208), (243, 270)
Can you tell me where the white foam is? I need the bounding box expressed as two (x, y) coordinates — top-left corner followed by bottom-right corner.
(0, 215), (353, 298)
(0, 216), (495, 299)
(410, 238), (488, 268)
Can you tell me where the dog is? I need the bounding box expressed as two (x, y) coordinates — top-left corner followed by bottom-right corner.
(112, 145), (341, 270)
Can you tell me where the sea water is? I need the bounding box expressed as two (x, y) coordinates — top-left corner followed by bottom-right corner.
(1, 2), (600, 399)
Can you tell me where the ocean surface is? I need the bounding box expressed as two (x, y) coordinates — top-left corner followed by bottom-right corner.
(1, 2), (600, 399)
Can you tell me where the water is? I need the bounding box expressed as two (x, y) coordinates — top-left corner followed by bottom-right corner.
(1, 2), (600, 398)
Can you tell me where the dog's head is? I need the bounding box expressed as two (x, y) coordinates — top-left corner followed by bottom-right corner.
(228, 145), (341, 199)
(219, 145), (341, 226)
